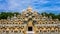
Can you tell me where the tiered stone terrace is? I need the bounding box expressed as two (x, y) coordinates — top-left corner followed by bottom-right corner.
(0, 7), (60, 34)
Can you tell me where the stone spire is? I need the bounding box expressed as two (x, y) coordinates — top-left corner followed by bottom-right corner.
(13, 14), (17, 20)
(42, 13), (46, 20)
(43, 13), (46, 19)
(14, 14), (17, 18)
(7, 16), (10, 20)
(49, 16), (52, 19)
(49, 16), (52, 20)
(27, 6), (32, 12)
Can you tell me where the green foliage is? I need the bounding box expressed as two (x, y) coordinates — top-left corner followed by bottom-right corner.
(41, 12), (60, 20)
(57, 14), (60, 20)
(0, 12), (20, 19)
(0, 12), (60, 20)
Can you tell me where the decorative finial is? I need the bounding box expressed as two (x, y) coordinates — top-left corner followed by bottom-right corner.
(14, 14), (16, 17)
(49, 16), (52, 19)
(13, 14), (17, 19)
(49, 16), (52, 20)
(34, 11), (38, 15)
(27, 6), (32, 12)
(7, 16), (10, 20)
(43, 12), (46, 18)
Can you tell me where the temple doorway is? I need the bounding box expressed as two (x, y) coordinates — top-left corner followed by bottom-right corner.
(26, 26), (34, 34)
(28, 27), (33, 31)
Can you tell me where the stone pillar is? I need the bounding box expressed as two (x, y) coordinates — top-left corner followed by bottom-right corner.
(10, 30), (14, 34)
(0, 31), (1, 34)
(47, 31), (51, 34)
(51, 31), (55, 34)
(39, 31), (43, 34)
(43, 32), (48, 34)
(18, 31), (19, 34)
(2, 31), (6, 34)
(55, 31), (58, 34)
(58, 31), (60, 34)
(6, 31), (9, 34)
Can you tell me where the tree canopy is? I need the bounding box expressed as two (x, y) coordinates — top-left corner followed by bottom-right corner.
(0, 12), (60, 20)
(0, 12), (20, 19)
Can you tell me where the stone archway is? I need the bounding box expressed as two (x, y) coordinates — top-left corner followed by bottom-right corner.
(26, 21), (35, 34)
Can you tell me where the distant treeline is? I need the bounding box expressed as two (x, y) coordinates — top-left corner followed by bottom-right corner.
(0, 12), (60, 20)
(0, 12), (20, 19)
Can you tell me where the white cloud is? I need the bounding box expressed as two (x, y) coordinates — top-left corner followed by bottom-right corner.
(0, 0), (60, 14)
(39, 6), (60, 11)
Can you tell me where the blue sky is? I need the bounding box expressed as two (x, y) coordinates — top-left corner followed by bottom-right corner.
(0, 0), (60, 14)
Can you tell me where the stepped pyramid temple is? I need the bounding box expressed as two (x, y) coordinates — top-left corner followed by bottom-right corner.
(0, 7), (60, 34)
